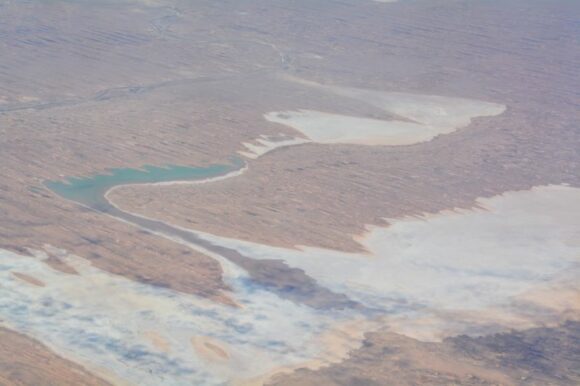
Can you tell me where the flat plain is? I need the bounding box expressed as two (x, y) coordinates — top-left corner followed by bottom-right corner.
(0, 0), (579, 385)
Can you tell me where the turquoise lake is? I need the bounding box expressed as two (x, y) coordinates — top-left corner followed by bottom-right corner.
(46, 160), (241, 210)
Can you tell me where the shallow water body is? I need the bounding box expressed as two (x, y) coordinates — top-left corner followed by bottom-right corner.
(45, 158), (357, 311)
(45, 161), (239, 210)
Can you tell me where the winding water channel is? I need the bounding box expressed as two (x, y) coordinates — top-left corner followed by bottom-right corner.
(46, 159), (360, 310)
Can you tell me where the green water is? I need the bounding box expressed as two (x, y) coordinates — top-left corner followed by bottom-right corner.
(46, 160), (241, 210)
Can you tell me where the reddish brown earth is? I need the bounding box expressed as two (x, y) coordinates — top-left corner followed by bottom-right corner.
(0, 328), (110, 386)
(0, 0), (579, 384)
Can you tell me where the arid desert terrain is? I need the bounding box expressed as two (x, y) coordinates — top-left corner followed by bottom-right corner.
(0, 0), (579, 385)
